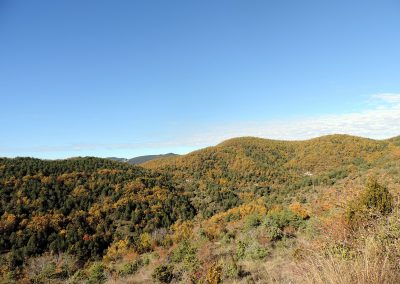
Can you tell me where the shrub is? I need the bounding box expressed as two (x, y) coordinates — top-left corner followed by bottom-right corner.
(221, 231), (235, 244)
(266, 225), (284, 241)
(346, 178), (393, 226)
(245, 214), (262, 229)
(246, 243), (269, 260)
(361, 178), (393, 215)
(206, 262), (222, 284)
(31, 262), (56, 283)
(26, 253), (78, 283)
(137, 232), (153, 253)
(236, 240), (248, 260)
(87, 262), (106, 284)
(103, 239), (129, 262)
(236, 238), (269, 260)
(152, 264), (174, 283)
(221, 256), (239, 278)
(289, 202), (310, 219)
(171, 220), (194, 243)
(263, 208), (304, 240)
(171, 240), (199, 272)
(117, 258), (144, 277)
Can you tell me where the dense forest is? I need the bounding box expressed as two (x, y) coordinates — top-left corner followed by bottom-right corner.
(0, 158), (195, 275)
(1, 135), (400, 283)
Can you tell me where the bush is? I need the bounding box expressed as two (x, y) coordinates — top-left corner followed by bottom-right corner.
(245, 214), (262, 229)
(87, 262), (106, 284)
(221, 256), (239, 279)
(362, 178), (393, 215)
(346, 178), (393, 226)
(152, 264), (174, 283)
(171, 240), (199, 272)
(31, 262), (56, 283)
(206, 262), (222, 284)
(221, 231), (235, 244)
(263, 208), (304, 240)
(117, 258), (144, 277)
(26, 253), (78, 283)
(104, 239), (129, 262)
(236, 238), (269, 260)
(137, 232), (153, 253)
(246, 243), (269, 260)
(236, 240), (248, 260)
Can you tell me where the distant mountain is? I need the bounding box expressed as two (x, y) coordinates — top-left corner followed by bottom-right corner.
(108, 153), (178, 165)
(106, 157), (129, 163)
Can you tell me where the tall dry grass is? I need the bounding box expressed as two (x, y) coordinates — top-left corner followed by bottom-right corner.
(295, 238), (399, 284)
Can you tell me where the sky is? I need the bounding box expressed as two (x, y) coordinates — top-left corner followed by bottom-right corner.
(0, 0), (399, 159)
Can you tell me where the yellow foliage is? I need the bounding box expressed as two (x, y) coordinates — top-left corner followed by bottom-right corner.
(71, 185), (88, 197)
(26, 213), (64, 232)
(40, 175), (52, 184)
(0, 212), (17, 231)
(104, 239), (129, 262)
(200, 199), (267, 239)
(202, 222), (223, 240)
(206, 262), (222, 284)
(124, 180), (145, 192)
(27, 215), (50, 232)
(208, 198), (267, 224)
(138, 232), (153, 252)
(171, 220), (194, 242)
(150, 204), (162, 214)
(289, 202), (310, 219)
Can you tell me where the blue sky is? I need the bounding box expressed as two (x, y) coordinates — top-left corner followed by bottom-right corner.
(1, 0), (399, 159)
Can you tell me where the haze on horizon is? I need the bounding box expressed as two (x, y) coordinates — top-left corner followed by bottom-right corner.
(1, 0), (399, 159)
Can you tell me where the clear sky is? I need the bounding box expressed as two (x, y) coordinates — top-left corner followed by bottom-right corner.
(1, 0), (400, 159)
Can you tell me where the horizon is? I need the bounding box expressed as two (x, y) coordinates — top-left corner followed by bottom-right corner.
(1, 1), (400, 159)
(2, 132), (399, 160)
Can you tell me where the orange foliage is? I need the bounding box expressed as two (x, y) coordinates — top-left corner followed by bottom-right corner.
(0, 212), (17, 231)
(289, 202), (310, 219)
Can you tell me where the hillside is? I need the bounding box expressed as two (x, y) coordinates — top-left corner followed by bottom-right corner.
(144, 135), (391, 179)
(0, 157), (195, 282)
(108, 153), (179, 165)
(143, 135), (396, 216)
(1, 135), (400, 283)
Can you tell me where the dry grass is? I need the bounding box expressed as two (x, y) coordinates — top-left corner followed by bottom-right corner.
(294, 238), (398, 284)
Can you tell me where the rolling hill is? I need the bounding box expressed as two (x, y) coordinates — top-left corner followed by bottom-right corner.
(143, 134), (395, 193)
(1, 134), (400, 283)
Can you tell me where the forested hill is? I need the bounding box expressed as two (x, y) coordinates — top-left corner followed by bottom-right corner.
(142, 134), (399, 219)
(0, 157), (195, 267)
(143, 134), (395, 188)
(1, 134), (400, 283)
